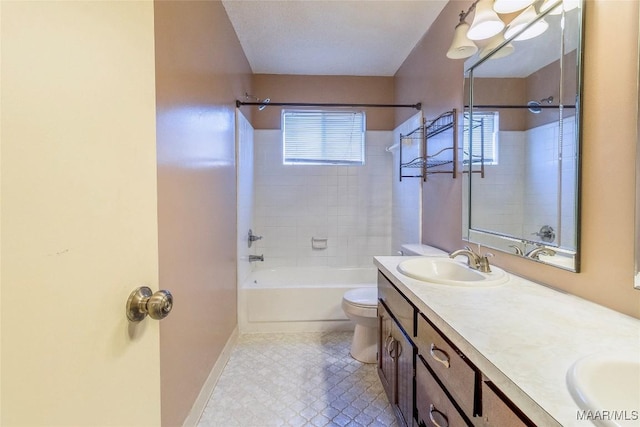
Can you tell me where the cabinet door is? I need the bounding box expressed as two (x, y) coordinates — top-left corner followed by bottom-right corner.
(378, 302), (396, 402)
(481, 381), (534, 427)
(394, 323), (416, 427)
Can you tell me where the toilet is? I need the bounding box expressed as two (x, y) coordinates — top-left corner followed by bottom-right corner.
(400, 243), (448, 257)
(342, 287), (378, 363)
(342, 244), (448, 363)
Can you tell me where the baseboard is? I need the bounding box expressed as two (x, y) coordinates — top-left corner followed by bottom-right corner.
(239, 319), (354, 333)
(182, 326), (239, 427)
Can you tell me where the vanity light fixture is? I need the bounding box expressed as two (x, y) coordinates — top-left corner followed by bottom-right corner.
(492, 0), (534, 14)
(446, 0), (564, 60)
(446, 15), (479, 59)
(478, 32), (514, 59)
(467, 0), (505, 41)
(504, 5), (549, 41)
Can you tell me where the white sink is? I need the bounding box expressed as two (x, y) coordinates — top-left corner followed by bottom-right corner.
(397, 257), (508, 287)
(567, 351), (640, 426)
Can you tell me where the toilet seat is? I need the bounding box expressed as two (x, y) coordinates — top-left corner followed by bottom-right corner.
(343, 288), (377, 308)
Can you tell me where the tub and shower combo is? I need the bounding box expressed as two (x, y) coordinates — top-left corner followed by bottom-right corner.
(239, 265), (377, 332)
(238, 244), (447, 363)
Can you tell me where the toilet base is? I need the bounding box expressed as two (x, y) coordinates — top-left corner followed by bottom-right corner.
(349, 323), (378, 364)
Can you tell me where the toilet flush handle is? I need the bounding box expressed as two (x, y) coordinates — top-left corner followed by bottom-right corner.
(126, 286), (173, 322)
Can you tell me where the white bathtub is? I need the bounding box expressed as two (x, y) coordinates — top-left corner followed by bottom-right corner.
(238, 266), (377, 332)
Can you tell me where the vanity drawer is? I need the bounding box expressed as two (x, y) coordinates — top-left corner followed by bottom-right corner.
(480, 381), (534, 427)
(378, 271), (414, 335)
(416, 355), (471, 427)
(416, 313), (477, 417)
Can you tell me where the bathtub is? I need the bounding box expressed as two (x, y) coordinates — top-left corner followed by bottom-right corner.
(238, 266), (377, 333)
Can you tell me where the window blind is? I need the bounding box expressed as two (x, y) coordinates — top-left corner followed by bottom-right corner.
(282, 110), (365, 165)
(463, 112), (498, 165)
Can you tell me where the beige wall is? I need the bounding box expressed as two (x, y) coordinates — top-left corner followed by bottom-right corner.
(395, 0), (640, 318)
(251, 74), (395, 130)
(154, 2), (252, 426)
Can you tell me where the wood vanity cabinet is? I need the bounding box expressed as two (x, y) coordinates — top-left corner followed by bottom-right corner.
(377, 271), (537, 427)
(479, 380), (535, 427)
(378, 273), (415, 427)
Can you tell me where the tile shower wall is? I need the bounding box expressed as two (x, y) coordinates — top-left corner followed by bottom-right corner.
(391, 112), (423, 253)
(253, 130), (393, 269)
(471, 117), (576, 250)
(237, 111), (255, 285)
(524, 116), (576, 249)
(470, 132), (525, 237)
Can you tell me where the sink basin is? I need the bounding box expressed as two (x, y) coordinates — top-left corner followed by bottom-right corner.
(567, 352), (640, 426)
(397, 258), (508, 287)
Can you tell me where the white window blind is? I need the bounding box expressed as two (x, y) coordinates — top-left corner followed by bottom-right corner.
(463, 112), (499, 165)
(282, 110), (365, 165)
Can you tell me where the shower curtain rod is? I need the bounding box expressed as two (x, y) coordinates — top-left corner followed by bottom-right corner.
(236, 100), (422, 110)
(468, 105), (576, 109)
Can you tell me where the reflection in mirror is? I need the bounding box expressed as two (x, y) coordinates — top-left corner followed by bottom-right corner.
(462, 1), (583, 271)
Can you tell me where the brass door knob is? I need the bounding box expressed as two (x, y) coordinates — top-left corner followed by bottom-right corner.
(126, 286), (173, 322)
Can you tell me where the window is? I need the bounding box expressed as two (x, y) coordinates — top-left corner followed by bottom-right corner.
(282, 110), (365, 165)
(463, 111), (499, 165)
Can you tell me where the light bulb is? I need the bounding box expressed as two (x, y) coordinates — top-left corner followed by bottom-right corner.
(504, 5), (549, 41)
(467, 0), (505, 41)
(493, 0), (535, 14)
(447, 21), (478, 59)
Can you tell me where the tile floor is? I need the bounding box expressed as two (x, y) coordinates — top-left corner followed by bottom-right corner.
(198, 332), (400, 427)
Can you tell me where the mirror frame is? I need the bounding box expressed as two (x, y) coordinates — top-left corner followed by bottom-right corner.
(635, 1), (640, 289)
(462, 0), (584, 272)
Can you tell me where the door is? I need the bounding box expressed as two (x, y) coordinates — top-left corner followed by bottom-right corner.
(1, 2), (161, 425)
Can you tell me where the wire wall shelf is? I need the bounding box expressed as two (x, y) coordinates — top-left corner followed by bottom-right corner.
(399, 109), (458, 181)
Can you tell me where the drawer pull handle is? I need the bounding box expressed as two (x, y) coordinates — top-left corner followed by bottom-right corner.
(389, 339), (403, 359)
(385, 335), (394, 354)
(429, 343), (451, 368)
(429, 404), (449, 427)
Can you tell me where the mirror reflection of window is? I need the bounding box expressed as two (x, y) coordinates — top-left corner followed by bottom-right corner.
(463, 112), (499, 166)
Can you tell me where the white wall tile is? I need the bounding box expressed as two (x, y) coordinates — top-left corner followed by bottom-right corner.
(253, 129), (393, 268)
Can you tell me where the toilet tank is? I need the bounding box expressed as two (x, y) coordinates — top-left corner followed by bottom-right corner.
(400, 244), (448, 257)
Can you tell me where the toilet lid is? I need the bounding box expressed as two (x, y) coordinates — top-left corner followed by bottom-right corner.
(343, 287), (378, 308)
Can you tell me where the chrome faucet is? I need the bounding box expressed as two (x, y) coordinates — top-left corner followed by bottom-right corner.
(449, 246), (493, 273)
(248, 229), (262, 248)
(249, 254), (264, 262)
(449, 247), (480, 269)
(509, 245), (524, 256)
(525, 247), (556, 260)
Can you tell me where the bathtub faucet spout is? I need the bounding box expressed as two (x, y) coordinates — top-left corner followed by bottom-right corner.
(249, 255), (264, 262)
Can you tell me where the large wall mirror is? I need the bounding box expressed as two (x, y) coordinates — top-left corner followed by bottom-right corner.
(463, 0), (583, 271)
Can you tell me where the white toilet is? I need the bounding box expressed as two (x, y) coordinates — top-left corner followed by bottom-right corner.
(342, 244), (448, 363)
(342, 287), (378, 363)
(400, 243), (448, 257)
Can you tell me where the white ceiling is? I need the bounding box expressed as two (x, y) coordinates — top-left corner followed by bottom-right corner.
(221, 0), (448, 77)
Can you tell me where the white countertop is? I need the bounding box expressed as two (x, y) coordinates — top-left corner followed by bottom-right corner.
(374, 256), (640, 427)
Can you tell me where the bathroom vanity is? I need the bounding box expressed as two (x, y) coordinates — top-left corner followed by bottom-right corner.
(375, 256), (640, 427)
